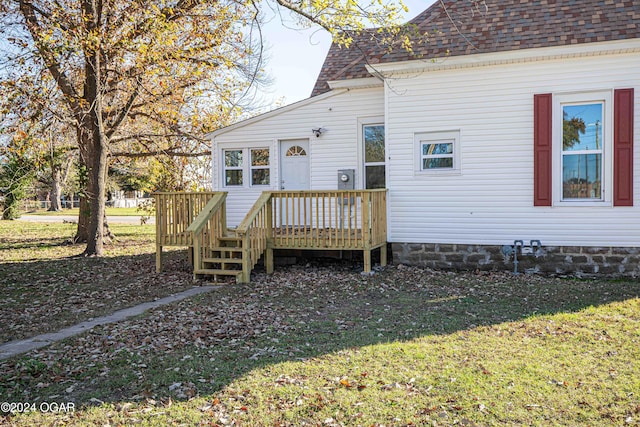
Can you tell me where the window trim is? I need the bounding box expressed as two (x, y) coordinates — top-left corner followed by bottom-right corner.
(552, 90), (613, 206)
(362, 123), (386, 189)
(357, 116), (386, 190)
(414, 130), (461, 175)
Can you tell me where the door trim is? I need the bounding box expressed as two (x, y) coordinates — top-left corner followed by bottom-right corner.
(279, 139), (311, 190)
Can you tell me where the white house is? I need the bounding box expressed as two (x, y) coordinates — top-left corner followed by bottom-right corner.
(209, 0), (640, 276)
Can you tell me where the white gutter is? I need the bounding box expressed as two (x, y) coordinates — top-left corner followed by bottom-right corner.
(366, 38), (640, 76)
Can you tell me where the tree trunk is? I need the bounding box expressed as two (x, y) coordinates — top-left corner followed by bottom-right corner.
(48, 169), (63, 211)
(75, 194), (113, 244)
(74, 193), (90, 243)
(83, 135), (108, 256)
(80, 32), (109, 256)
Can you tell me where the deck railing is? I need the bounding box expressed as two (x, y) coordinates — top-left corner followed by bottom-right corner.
(153, 189), (387, 281)
(153, 191), (225, 272)
(236, 192), (274, 283)
(270, 190), (387, 247)
(186, 193), (228, 279)
(269, 190), (387, 272)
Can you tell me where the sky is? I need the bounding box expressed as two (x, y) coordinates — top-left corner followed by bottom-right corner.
(257, 0), (437, 106)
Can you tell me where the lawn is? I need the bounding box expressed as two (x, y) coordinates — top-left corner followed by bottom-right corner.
(1, 222), (639, 426)
(0, 221), (195, 343)
(23, 207), (145, 216)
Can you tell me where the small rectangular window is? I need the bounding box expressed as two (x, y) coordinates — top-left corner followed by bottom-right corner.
(250, 148), (270, 186)
(415, 130), (460, 173)
(422, 141), (454, 169)
(224, 149), (243, 186)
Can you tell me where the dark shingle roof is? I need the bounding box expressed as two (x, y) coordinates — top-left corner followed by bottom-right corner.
(311, 0), (640, 96)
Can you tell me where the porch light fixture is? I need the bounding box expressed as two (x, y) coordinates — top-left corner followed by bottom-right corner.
(312, 127), (326, 137)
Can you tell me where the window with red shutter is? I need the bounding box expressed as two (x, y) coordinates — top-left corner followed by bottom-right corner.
(534, 89), (634, 207)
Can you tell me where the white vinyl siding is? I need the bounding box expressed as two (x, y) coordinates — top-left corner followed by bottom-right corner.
(211, 86), (384, 226)
(385, 49), (639, 247)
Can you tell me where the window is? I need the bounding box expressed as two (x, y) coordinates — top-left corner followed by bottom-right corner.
(555, 92), (611, 205)
(250, 148), (270, 186)
(534, 89), (634, 207)
(561, 102), (603, 200)
(363, 124), (385, 189)
(222, 147), (271, 187)
(224, 149), (243, 186)
(414, 130), (460, 173)
(286, 145), (307, 156)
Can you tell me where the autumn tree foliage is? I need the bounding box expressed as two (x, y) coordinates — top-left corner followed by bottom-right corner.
(0, 0), (409, 256)
(0, 0), (264, 254)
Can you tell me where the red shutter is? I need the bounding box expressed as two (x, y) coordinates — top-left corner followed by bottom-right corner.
(614, 88), (634, 206)
(534, 93), (553, 206)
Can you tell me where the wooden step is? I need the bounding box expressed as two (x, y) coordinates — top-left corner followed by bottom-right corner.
(208, 246), (243, 254)
(194, 268), (242, 277)
(219, 236), (242, 245)
(203, 257), (243, 264)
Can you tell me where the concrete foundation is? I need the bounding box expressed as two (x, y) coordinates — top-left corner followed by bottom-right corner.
(392, 243), (640, 277)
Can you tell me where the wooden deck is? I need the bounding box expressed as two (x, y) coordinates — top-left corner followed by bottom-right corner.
(154, 190), (387, 283)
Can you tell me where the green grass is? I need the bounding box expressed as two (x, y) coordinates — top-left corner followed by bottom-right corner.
(0, 221), (194, 343)
(1, 256), (639, 426)
(23, 207), (145, 216)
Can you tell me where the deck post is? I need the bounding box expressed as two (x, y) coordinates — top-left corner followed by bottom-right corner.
(240, 232), (251, 284)
(156, 245), (163, 273)
(364, 249), (372, 273)
(380, 243), (388, 267)
(155, 194), (163, 272)
(362, 191), (372, 273)
(265, 196), (274, 274)
(192, 233), (201, 282)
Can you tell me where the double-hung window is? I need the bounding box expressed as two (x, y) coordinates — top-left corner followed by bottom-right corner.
(561, 102), (604, 201)
(222, 147), (270, 187)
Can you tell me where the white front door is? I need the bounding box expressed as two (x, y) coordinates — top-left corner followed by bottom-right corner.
(279, 139), (310, 190)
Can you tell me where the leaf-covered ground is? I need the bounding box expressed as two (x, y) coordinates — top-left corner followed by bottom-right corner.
(1, 255), (640, 426)
(0, 221), (196, 343)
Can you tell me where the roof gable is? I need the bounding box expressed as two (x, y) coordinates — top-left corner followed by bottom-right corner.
(311, 0), (640, 96)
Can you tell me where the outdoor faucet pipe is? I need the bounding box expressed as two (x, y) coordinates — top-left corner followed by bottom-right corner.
(530, 240), (541, 253)
(513, 240), (524, 275)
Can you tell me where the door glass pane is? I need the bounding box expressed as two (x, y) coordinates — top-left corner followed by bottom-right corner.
(365, 165), (385, 189)
(562, 153), (602, 199)
(286, 146), (307, 157)
(364, 125), (385, 163)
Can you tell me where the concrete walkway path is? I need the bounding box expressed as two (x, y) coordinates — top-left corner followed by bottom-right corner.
(0, 285), (218, 360)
